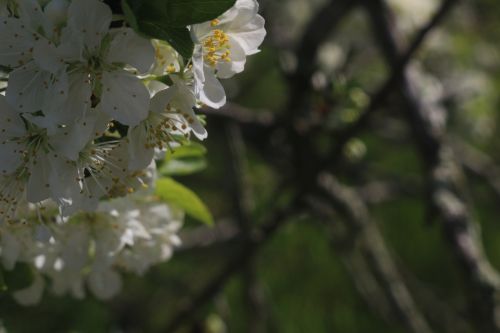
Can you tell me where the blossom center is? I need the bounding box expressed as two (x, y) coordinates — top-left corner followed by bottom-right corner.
(142, 107), (192, 151)
(203, 22), (231, 67)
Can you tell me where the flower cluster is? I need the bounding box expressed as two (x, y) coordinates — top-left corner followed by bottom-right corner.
(0, 0), (265, 303)
(2, 195), (183, 303)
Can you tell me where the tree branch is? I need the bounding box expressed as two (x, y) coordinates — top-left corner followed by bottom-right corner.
(311, 173), (433, 333)
(452, 137), (500, 204)
(364, 1), (500, 331)
(323, 0), (459, 168)
(164, 199), (303, 332)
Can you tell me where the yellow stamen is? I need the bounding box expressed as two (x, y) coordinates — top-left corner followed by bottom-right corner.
(202, 29), (231, 67)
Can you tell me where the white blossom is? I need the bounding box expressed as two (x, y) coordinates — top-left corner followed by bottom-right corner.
(128, 79), (207, 171)
(33, 0), (155, 127)
(191, 0), (266, 108)
(0, 195), (183, 302)
(0, 0), (266, 304)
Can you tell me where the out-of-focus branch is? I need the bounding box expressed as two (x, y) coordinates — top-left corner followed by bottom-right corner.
(310, 173), (433, 333)
(284, 0), (360, 188)
(226, 122), (255, 231)
(323, 0), (459, 168)
(364, 1), (500, 331)
(200, 103), (275, 127)
(452, 137), (500, 203)
(178, 221), (240, 252)
(178, 178), (417, 253)
(164, 198), (303, 332)
(308, 197), (397, 323)
(226, 122), (268, 333)
(399, 266), (475, 333)
(292, 0), (359, 85)
(359, 178), (422, 204)
(166, 3), (364, 329)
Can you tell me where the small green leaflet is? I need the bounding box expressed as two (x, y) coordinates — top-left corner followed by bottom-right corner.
(160, 142), (208, 176)
(156, 178), (214, 226)
(122, 0), (236, 58)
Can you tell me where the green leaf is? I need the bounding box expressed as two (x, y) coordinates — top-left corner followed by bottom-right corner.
(122, 0), (237, 57)
(166, 142), (207, 159)
(159, 0), (237, 27)
(4, 263), (33, 291)
(161, 158), (208, 176)
(121, 0), (139, 30)
(123, 0), (236, 27)
(156, 178), (214, 225)
(140, 22), (194, 58)
(160, 142), (208, 176)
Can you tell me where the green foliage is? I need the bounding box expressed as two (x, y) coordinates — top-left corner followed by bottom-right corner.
(0, 270), (6, 293)
(6, 0), (500, 332)
(160, 142), (208, 176)
(122, 0), (236, 57)
(139, 24), (193, 58)
(3, 264), (33, 292)
(156, 178), (214, 225)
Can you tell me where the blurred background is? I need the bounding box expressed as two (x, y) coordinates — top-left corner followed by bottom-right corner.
(4, 0), (500, 332)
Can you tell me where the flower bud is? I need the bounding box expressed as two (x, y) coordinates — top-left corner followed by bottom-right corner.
(44, 0), (69, 26)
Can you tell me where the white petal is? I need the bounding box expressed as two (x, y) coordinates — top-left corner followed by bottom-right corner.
(150, 85), (176, 113)
(0, 17), (36, 67)
(146, 80), (168, 97)
(192, 45), (205, 87)
(58, 24), (84, 61)
(127, 125), (155, 171)
(199, 67), (226, 109)
(47, 157), (79, 209)
(88, 268), (122, 300)
(92, 105), (113, 134)
(44, 0), (70, 26)
(171, 78), (208, 139)
(13, 272), (45, 306)
(191, 22), (216, 43)
(0, 96), (26, 137)
(100, 70), (150, 126)
(183, 111), (207, 140)
(33, 38), (66, 73)
(50, 114), (97, 160)
(18, 0), (51, 34)
(223, 0), (259, 28)
(26, 154), (52, 203)
(1, 231), (21, 270)
(43, 71), (91, 126)
(42, 68), (69, 112)
(67, 0), (111, 51)
(65, 71), (92, 119)
(6, 62), (63, 114)
(0, 141), (24, 174)
(60, 185), (99, 216)
(230, 15), (266, 55)
(216, 36), (247, 79)
(106, 28), (155, 73)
